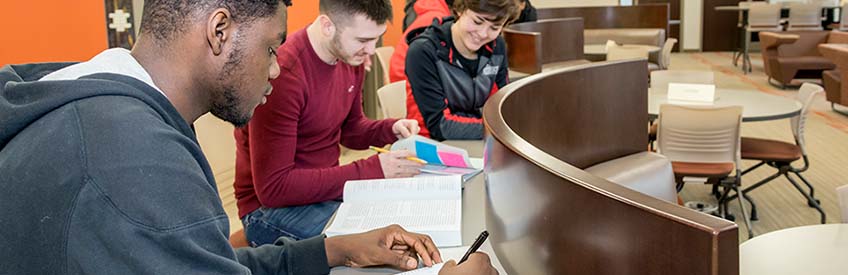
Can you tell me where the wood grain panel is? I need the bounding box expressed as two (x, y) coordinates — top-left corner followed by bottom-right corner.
(481, 60), (739, 275)
(536, 4), (669, 37)
(702, 0), (744, 51)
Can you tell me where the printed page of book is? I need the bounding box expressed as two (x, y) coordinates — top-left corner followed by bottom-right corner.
(342, 175), (462, 202)
(324, 199), (461, 246)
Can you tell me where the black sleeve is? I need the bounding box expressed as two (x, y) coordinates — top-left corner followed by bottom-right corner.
(406, 38), (448, 140)
(235, 236), (331, 275)
(495, 37), (510, 88)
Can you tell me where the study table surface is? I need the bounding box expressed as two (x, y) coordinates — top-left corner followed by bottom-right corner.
(329, 140), (488, 275)
(583, 44), (661, 56)
(740, 224), (848, 275)
(648, 88), (802, 122)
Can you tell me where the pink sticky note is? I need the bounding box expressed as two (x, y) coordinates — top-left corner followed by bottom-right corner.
(437, 151), (469, 168)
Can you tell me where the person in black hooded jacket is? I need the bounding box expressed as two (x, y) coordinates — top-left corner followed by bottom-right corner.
(404, 0), (521, 141)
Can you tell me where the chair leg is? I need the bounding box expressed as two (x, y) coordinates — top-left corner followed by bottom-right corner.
(741, 191), (759, 221)
(743, 31), (751, 74)
(793, 171), (817, 200)
(785, 173), (826, 224)
(718, 186), (731, 219)
(741, 161), (767, 176)
(712, 184), (721, 200)
(732, 184), (755, 239)
(729, 170), (782, 200)
(733, 51), (740, 67)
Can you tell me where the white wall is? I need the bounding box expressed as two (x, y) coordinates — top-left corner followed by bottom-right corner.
(681, 0), (703, 51)
(133, 0), (144, 36)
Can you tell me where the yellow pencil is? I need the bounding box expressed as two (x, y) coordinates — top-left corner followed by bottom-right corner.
(369, 146), (428, 164)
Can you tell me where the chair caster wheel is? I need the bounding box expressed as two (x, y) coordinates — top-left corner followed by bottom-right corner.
(724, 213), (736, 222)
(808, 199), (820, 207)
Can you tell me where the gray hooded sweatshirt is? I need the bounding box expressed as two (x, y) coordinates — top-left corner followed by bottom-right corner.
(0, 62), (330, 274)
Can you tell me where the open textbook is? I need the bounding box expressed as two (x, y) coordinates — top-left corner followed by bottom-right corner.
(324, 175), (462, 247)
(391, 135), (483, 181)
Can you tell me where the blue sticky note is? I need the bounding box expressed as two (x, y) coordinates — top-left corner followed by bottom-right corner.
(415, 141), (442, 165)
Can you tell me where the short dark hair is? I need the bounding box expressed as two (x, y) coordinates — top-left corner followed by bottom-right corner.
(453, 0), (520, 25)
(319, 0), (393, 25)
(139, 0), (292, 41)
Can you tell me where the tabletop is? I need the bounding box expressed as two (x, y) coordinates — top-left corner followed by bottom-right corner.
(740, 224), (848, 275)
(649, 88), (802, 122)
(584, 44), (661, 55)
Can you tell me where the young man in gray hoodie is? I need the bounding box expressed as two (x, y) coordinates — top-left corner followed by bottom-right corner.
(0, 0), (495, 274)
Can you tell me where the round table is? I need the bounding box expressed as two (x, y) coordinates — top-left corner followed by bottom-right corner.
(648, 88), (802, 122)
(584, 44), (661, 55)
(740, 224), (848, 275)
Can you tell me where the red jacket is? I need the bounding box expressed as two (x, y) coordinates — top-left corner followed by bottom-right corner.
(388, 0), (451, 84)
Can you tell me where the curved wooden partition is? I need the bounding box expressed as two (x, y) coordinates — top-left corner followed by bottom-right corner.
(536, 4), (669, 36)
(482, 60), (739, 275)
(506, 18), (585, 71)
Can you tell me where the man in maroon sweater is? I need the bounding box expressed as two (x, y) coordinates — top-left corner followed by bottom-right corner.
(234, 0), (424, 245)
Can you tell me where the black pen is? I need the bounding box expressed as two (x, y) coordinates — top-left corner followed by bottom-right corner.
(458, 230), (489, 264)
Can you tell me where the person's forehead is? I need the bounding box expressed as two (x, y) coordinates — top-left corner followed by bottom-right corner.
(338, 14), (385, 36)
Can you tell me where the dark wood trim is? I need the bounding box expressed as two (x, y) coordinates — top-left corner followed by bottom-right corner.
(482, 60), (739, 275)
(536, 4), (670, 39)
(702, 0), (744, 51)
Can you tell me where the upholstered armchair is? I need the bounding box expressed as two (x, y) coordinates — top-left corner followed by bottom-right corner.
(759, 31), (848, 88)
(818, 43), (848, 116)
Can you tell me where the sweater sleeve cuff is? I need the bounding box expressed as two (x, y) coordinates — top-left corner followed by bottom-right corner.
(279, 235), (331, 275)
(356, 154), (385, 179)
(381, 118), (400, 144)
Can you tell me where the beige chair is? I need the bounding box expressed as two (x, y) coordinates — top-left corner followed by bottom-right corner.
(739, 3), (783, 73)
(606, 40), (650, 61)
(585, 152), (678, 203)
(376, 81), (407, 119)
(658, 38), (678, 70)
(838, 184), (848, 223)
(656, 104), (753, 237)
(731, 83), (826, 223)
(374, 46), (394, 86)
(786, 3), (824, 31)
(648, 70), (715, 148)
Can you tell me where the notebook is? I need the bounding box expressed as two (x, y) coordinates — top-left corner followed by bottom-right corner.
(327, 240), (508, 275)
(324, 175), (462, 247)
(394, 241), (506, 275)
(391, 135), (482, 181)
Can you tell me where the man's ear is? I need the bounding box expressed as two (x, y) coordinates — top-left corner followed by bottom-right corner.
(317, 15), (336, 38)
(206, 8), (233, 56)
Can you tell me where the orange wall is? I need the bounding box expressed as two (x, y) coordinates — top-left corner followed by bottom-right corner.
(0, 1), (108, 66)
(0, 0), (405, 67)
(287, 0), (406, 47)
